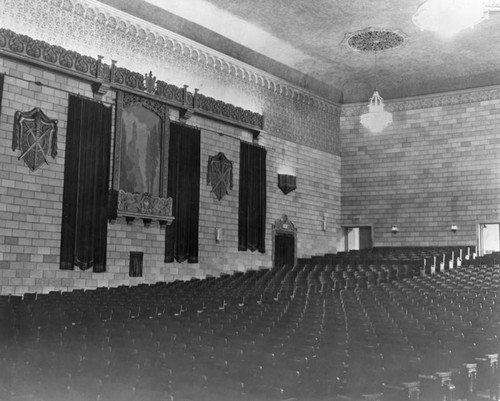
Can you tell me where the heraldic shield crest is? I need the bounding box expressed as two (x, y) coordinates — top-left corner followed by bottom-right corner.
(207, 152), (233, 201)
(12, 107), (58, 171)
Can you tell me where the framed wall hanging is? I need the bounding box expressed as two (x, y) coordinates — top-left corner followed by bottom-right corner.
(111, 91), (173, 225)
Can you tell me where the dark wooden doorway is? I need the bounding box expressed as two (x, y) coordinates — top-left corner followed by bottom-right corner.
(272, 215), (297, 268)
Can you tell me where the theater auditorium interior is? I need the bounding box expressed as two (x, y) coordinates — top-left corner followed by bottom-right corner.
(1, 0), (500, 400)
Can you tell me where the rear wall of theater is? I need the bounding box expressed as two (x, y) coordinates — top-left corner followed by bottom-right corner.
(341, 91), (500, 247)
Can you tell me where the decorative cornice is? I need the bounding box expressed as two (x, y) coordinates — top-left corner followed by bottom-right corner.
(341, 86), (500, 117)
(0, 28), (264, 131)
(0, 0), (339, 112)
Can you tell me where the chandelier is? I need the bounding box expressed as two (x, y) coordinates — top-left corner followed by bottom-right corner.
(341, 28), (407, 134)
(360, 90), (393, 133)
(413, 0), (488, 37)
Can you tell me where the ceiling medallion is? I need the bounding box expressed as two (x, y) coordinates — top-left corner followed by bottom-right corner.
(342, 27), (408, 52)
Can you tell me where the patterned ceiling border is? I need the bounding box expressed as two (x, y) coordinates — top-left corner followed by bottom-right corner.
(0, 0), (339, 115)
(0, 28), (264, 131)
(341, 86), (500, 117)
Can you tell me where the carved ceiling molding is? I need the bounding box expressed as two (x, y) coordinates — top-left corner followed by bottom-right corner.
(341, 87), (500, 117)
(0, 0), (338, 114)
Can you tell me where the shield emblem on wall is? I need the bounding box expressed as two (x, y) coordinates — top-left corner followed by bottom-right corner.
(207, 152), (233, 201)
(12, 107), (58, 171)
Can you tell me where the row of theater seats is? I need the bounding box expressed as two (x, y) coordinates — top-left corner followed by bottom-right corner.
(0, 249), (498, 401)
(325, 246), (475, 263)
(304, 246), (476, 279)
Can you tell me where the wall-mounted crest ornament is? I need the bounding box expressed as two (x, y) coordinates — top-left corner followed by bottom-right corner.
(207, 152), (233, 200)
(12, 107), (58, 171)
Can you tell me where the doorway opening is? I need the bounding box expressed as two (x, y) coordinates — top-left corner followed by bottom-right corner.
(343, 226), (373, 251)
(478, 223), (500, 256)
(272, 215), (297, 268)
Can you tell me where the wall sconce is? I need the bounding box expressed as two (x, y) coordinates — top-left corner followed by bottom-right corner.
(391, 225), (399, 233)
(322, 214), (327, 232)
(450, 224), (458, 232)
(277, 166), (297, 195)
(215, 227), (222, 243)
(277, 174), (296, 195)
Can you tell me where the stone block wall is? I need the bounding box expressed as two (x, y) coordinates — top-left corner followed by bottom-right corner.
(341, 90), (500, 247)
(0, 55), (341, 295)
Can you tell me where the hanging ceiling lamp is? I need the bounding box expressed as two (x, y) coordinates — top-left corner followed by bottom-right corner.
(342, 27), (408, 133)
(413, 0), (488, 37)
(360, 90), (392, 133)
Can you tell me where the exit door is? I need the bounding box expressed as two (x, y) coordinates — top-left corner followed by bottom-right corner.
(345, 226), (372, 251)
(479, 223), (500, 255)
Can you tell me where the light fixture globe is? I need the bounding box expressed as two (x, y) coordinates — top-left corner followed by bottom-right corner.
(360, 91), (393, 133)
(413, 0), (488, 37)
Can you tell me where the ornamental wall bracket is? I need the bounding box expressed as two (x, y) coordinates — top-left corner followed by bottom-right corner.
(12, 107), (58, 171)
(91, 56), (115, 100)
(179, 87), (198, 123)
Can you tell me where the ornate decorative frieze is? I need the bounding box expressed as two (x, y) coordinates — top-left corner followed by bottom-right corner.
(117, 189), (174, 224)
(0, 28), (264, 131)
(197, 93), (264, 129)
(341, 87), (500, 117)
(0, 0), (339, 124)
(0, 29), (97, 77)
(0, 0), (341, 153)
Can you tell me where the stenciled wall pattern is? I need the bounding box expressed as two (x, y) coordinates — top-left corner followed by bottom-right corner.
(0, 0), (340, 154)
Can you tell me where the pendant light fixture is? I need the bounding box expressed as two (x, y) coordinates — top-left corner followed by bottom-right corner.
(342, 27), (408, 134)
(359, 51), (392, 133)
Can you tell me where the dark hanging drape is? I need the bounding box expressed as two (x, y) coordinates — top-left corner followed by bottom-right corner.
(60, 95), (112, 272)
(165, 123), (200, 263)
(0, 74), (4, 116)
(238, 142), (266, 253)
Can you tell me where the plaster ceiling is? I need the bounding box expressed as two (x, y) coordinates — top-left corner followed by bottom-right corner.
(98, 0), (500, 104)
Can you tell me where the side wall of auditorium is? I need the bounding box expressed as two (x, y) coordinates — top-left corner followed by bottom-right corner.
(341, 91), (500, 247)
(0, 32), (340, 295)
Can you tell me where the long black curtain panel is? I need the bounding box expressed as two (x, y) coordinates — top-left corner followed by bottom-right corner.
(165, 123), (201, 263)
(60, 95), (112, 272)
(0, 74), (4, 116)
(238, 141), (266, 253)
